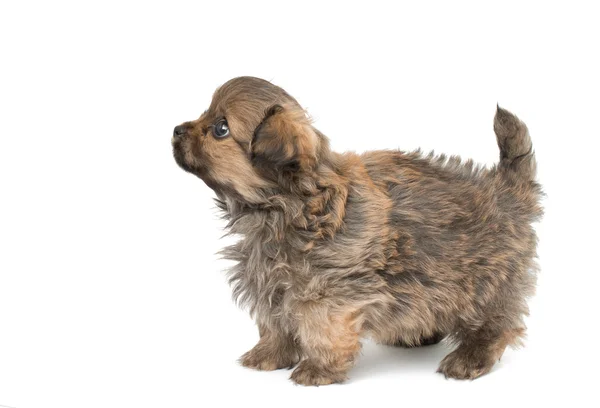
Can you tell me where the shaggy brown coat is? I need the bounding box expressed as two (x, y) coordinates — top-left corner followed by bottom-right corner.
(172, 77), (543, 385)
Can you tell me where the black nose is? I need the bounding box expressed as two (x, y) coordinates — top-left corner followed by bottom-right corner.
(173, 125), (187, 137)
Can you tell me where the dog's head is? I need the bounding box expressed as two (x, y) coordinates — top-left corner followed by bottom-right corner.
(172, 77), (327, 203)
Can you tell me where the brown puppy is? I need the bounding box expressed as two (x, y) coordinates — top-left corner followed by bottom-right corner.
(172, 77), (543, 385)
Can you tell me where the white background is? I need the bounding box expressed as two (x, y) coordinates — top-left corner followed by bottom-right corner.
(1, 1), (599, 407)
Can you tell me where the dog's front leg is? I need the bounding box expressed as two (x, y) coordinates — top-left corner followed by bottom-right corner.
(239, 324), (300, 371)
(290, 305), (361, 386)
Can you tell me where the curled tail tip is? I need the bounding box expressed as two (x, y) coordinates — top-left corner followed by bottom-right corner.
(494, 105), (522, 130)
(493, 106), (536, 179)
(493, 106), (528, 149)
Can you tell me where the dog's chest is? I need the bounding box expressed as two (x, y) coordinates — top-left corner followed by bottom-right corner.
(224, 211), (308, 320)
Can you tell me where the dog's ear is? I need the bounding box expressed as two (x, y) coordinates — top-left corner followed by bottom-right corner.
(251, 105), (318, 173)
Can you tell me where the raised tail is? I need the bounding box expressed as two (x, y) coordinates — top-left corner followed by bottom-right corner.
(494, 106), (536, 180)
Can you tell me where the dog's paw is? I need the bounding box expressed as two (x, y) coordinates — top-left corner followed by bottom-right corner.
(290, 360), (347, 386)
(437, 350), (493, 380)
(240, 346), (299, 371)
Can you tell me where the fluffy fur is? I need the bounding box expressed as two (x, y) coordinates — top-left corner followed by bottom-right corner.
(172, 76), (543, 385)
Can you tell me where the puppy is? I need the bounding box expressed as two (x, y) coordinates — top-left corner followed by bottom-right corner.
(172, 77), (543, 385)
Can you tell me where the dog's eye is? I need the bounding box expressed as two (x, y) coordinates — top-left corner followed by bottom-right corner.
(213, 120), (230, 138)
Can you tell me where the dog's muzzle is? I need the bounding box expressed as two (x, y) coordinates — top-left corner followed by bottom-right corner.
(173, 125), (187, 138)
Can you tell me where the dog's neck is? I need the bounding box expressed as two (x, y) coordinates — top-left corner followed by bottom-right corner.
(217, 160), (350, 245)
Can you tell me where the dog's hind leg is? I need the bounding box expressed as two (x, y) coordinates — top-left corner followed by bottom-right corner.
(437, 320), (525, 380)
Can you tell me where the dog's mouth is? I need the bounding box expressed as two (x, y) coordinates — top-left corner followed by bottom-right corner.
(172, 138), (194, 174)
(172, 137), (213, 184)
